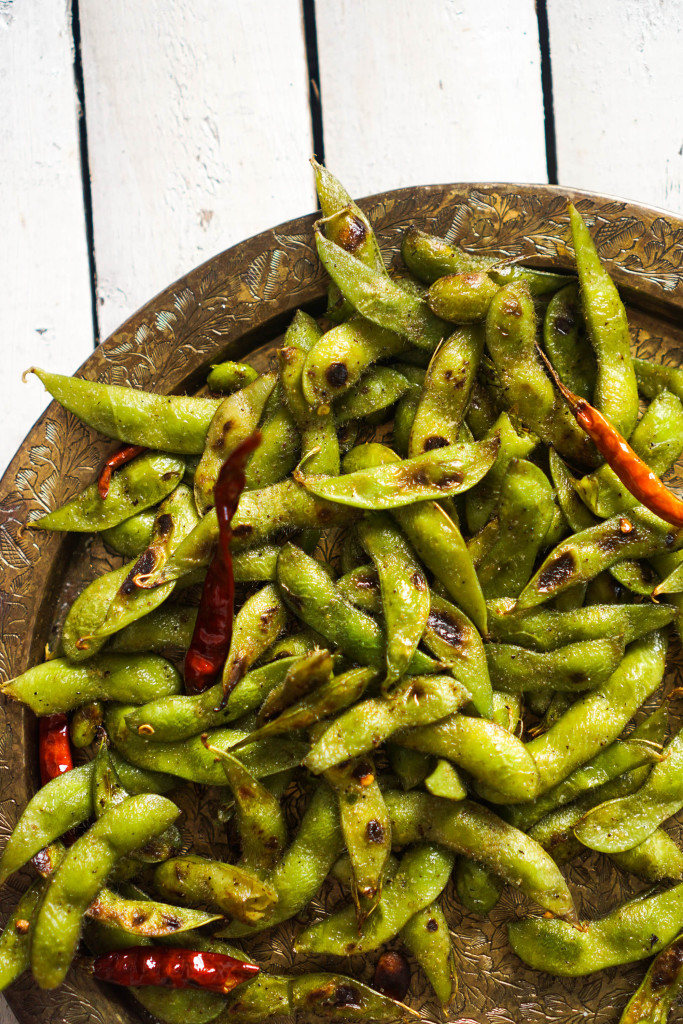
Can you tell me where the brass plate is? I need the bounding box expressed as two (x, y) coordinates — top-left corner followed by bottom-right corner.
(2, 184), (683, 1024)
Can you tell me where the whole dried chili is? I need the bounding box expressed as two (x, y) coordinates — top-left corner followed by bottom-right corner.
(98, 445), (146, 500)
(184, 431), (261, 695)
(90, 947), (259, 993)
(39, 714), (73, 786)
(537, 345), (683, 528)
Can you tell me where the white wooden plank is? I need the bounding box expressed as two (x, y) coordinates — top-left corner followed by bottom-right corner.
(548, 0), (683, 214)
(0, 0), (94, 478)
(79, 0), (315, 339)
(316, 0), (548, 197)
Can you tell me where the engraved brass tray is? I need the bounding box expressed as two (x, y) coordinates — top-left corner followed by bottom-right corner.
(2, 184), (683, 1024)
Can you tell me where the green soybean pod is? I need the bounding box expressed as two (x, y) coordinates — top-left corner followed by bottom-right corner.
(507, 881), (683, 976)
(387, 744), (433, 791)
(153, 855), (276, 924)
(33, 451), (185, 533)
(1, 653), (181, 715)
(336, 563), (382, 613)
(427, 272), (499, 323)
(385, 790), (575, 919)
(102, 508), (156, 557)
(304, 674), (471, 775)
(401, 901), (457, 1009)
(575, 724), (683, 853)
(569, 203), (639, 439)
(635, 356), (683, 401)
(610, 828), (683, 883)
(421, 590), (493, 719)
(222, 583), (287, 694)
(424, 759), (467, 801)
(526, 630), (668, 795)
(358, 512), (430, 688)
(324, 755), (391, 909)
(485, 635), (626, 694)
(290, 971), (413, 1023)
(491, 690), (523, 734)
(464, 411), (537, 534)
(335, 365), (412, 425)
(219, 782), (344, 939)
(257, 649), (333, 724)
(243, 384), (300, 492)
(408, 325), (484, 456)
(454, 858), (504, 917)
(392, 390), (420, 457)
(543, 281), (596, 401)
(108, 604), (197, 653)
(70, 700), (104, 747)
(295, 843), (455, 955)
(0, 879), (45, 989)
(206, 361), (258, 393)
(466, 378), (501, 439)
(617, 934), (683, 1024)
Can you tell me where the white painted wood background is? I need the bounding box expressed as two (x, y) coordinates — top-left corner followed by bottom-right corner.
(1, 0), (683, 1018)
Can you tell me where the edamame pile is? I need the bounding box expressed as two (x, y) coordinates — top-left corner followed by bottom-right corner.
(4, 163), (683, 1024)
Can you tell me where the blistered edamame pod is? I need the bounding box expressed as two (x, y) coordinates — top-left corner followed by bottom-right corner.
(486, 597), (675, 651)
(206, 744), (286, 873)
(526, 630), (667, 794)
(569, 203), (639, 438)
(485, 635), (626, 694)
(385, 790), (575, 919)
(276, 543), (437, 674)
(340, 443), (487, 632)
(305, 674), (470, 775)
(427, 272), (499, 323)
(0, 879), (45, 989)
(315, 220), (447, 351)
(222, 583), (287, 694)
(324, 755), (390, 910)
(394, 713), (539, 804)
(516, 507), (683, 610)
(219, 782), (343, 939)
(635, 356), (683, 402)
(290, 971), (414, 1023)
(392, 390), (420, 457)
(207, 360), (258, 393)
(610, 828), (683, 883)
(296, 843), (454, 956)
(357, 513), (429, 688)
(543, 281), (596, 400)
(194, 370), (276, 512)
(618, 933), (683, 1023)
(30, 793), (179, 988)
(335, 366), (413, 425)
(1, 652), (181, 715)
(108, 604), (197, 654)
(575, 724), (683, 853)
(424, 759), (467, 801)
(485, 281), (595, 464)
(466, 378), (500, 439)
(408, 326), (484, 456)
(259, 629), (322, 663)
(505, 707), (668, 832)
(420, 591), (492, 719)
(400, 901), (457, 1009)
(401, 225), (567, 293)
(302, 318), (408, 410)
(125, 656), (301, 742)
(464, 412), (537, 534)
(86, 886), (223, 937)
(476, 459), (556, 599)
(491, 690), (523, 733)
(153, 855), (276, 924)
(102, 507), (156, 557)
(387, 745), (433, 791)
(508, 880), (683, 976)
(243, 384), (300, 491)
(336, 564), (382, 613)
(33, 450), (185, 533)
(28, 368), (222, 453)
(257, 649), (333, 724)
(106, 703), (308, 784)
(151, 479), (359, 587)
(576, 389), (683, 518)
(297, 437), (499, 510)
(69, 700), (104, 747)
(454, 858), (503, 917)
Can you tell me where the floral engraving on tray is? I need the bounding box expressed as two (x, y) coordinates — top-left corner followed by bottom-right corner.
(2, 184), (683, 1024)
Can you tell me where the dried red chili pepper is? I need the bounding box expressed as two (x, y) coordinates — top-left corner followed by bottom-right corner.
(39, 714), (73, 786)
(90, 947), (259, 993)
(184, 431), (261, 695)
(537, 345), (683, 528)
(98, 445), (146, 500)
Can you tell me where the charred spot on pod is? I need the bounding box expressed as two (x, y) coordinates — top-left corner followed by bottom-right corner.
(238, 784), (256, 800)
(325, 362), (349, 388)
(316, 506), (335, 523)
(161, 471), (178, 481)
(426, 917), (438, 932)
(225, 656), (247, 689)
(651, 938), (683, 991)
(423, 436), (449, 451)
(372, 951), (411, 1003)
(553, 310), (576, 336)
(232, 523), (254, 539)
(355, 571), (379, 591)
(352, 759), (374, 785)
(132, 911), (150, 926)
(120, 548), (157, 595)
(427, 607), (467, 649)
(213, 418), (235, 450)
(537, 550), (576, 592)
(411, 571), (427, 591)
(155, 513), (174, 539)
(337, 215), (367, 254)
(366, 819), (386, 844)
(331, 983), (362, 1009)
(259, 607), (280, 629)
(438, 469), (465, 489)
(161, 914), (182, 931)
(596, 527), (639, 555)
(501, 296), (523, 317)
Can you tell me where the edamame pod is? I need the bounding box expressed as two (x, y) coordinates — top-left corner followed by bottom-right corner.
(618, 934), (683, 1023)
(635, 356), (683, 402)
(385, 790), (575, 919)
(34, 451), (185, 532)
(102, 507), (156, 557)
(1, 653), (181, 715)
(427, 272), (499, 323)
(243, 385), (300, 491)
(464, 411), (537, 534)
(485, 636), (626, 694)
(302, 319), (408, 410)
(543, 282), (596, 400)
(335, 366), (413, 425)
(108, 604), (197, 653)
(424, 759), (467, 801)
(153, 855), (276, 923)
(421, 591), (492, 718)
(207, 361), (258, 393)
(0, 879), (45, 989)
(290, 971), (414, 1023)
(401, 901), (458, 1009)
(222, 583), (287, 694)
(295, 843), (454, 955)
(454, 859), (503, 917)
(28, 368), (222, 452)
